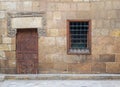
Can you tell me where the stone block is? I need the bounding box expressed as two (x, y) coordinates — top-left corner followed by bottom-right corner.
(11, 17), (42, 29)
(93, 36), (114, 45)
(55, 37), (65, 47)
(58, 29), (66, 36)
(52, 53), (65, 63)
(115, 54), (120, 62)
(0, 60), (8, 68)
(76, 11), (91, 19)
(11, 44), (16, 51)
(47, 11), (53, 20)
(103, 20), (111, 28)
(68, 63), (91, 73)
(63, 55), (91, 63)
(58, 3), (71, 11)
(47, 3), (58, 11)
(39, 63), (54, 71)
(91, 63), (106, 73)
(16, 1), (23, 11)
(0, 11), (5, 19)
(39, 0), (47, 11)
(23, 1), (32, 11)
(0, 68), (5, 74)
(99, 54), (115, 62)
(47, 29), (59, 37)
(113, 1), (120, 9)
(105, 1), (113, 10)
(32, 0), (47, 12)
(47, 20), (58, 29)
(114, 39), (120, 53)
(44, 56), (53, 64)
(106, 63), (120, 73)
(5, 51), (15, 60)
(115, 20), (120, 28)
(54, 63), (68, 72)
(32, 1), (40, 12)
(5, 68), (16, 74)
(107, 10), (117, 19)
(92, 29), (109, 36)
(53, 12), (61, 20)
(8, 60), (16, 68)
(64, 11), (77, 19)
(77, 3), (90, 11)
(106, 45), (115, 54)
(0, 35), (2, 44)
(39, 37), (56, 47)
(70, 3), (77, 11)
(114, 46), (120, 53)
(11, 37), (16, 45)
(0, 44), (11, 51)
(94, 20), (103, 29)
(1, 2), (16, 11)
(91, 2), (105, 10)
(2, 37), (11, 43)
(0, 51), (5, 59)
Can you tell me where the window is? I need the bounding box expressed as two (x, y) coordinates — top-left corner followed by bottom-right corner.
(67, 20), (91, 54)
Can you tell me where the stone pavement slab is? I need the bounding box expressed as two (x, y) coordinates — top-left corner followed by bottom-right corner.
(1, 80), (120, 87)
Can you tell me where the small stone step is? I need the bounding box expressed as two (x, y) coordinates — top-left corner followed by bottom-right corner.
(1, 74), (120, 80)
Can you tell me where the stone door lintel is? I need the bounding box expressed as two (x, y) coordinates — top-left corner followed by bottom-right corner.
(7, 12), (46, 37)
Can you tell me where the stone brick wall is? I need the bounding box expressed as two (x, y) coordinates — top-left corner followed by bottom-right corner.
(0, 0), (120, 74)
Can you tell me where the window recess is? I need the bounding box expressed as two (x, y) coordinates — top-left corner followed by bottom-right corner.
(67, 20), (91, 55)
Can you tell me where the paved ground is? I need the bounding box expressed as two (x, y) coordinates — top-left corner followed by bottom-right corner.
(1, 80), (120, 87)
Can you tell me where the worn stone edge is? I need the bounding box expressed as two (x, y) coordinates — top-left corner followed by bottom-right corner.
(1, 74), (120, 80)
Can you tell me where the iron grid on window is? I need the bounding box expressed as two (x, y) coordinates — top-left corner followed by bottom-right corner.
(68, 20), (91, 54)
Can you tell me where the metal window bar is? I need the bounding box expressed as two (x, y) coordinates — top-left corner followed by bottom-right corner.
(70, 21), (89, 50)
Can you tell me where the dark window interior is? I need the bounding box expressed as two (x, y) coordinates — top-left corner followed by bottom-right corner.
(70, 21), (89, 49)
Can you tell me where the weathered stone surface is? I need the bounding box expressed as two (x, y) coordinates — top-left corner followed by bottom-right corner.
(54, 63), (68, 72)
(77, 3), (90, 11)
(110, 30), (120, 37)
(8, 60), (16, 68)
(5, 51), (15, 60)
(0, 44), (11, 51)
(68, 63), (91, 73)
(39, 37), (55, 46)
(0, 11), (5, 19)
(2, 37), (11, 44)
(99, 54), (115, 62)
(39, 63), (54, 71)
(1, 2), (16, 11)
(58, 29), (66, 36)
(11, 17), (42, 28)
(106, 63), (120, 73)
(47, 29), (59, 37)
(55, 37), (65, 47)
(113, 1), (120, 9)
(91, 63), (106, 73)
(0, 51), (5, 59)
(0, 59), (8, 68)
(115, 54), (120, 62)
(53, 12), (61, 20)
(23, 1), (32, 11)
(76, 11), (91, 19)
(0, 0), (120, 74)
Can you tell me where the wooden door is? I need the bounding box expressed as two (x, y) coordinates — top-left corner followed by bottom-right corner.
(16, 29), (38, 74)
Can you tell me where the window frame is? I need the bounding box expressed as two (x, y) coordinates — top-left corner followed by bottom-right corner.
(67, 20), (91, 55)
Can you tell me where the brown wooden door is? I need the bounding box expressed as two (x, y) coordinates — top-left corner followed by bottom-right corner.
(16, 29), (38, 74)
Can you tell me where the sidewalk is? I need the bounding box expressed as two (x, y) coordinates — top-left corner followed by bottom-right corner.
(1, 74), (120, 87)
(1, 80), (120, 87)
